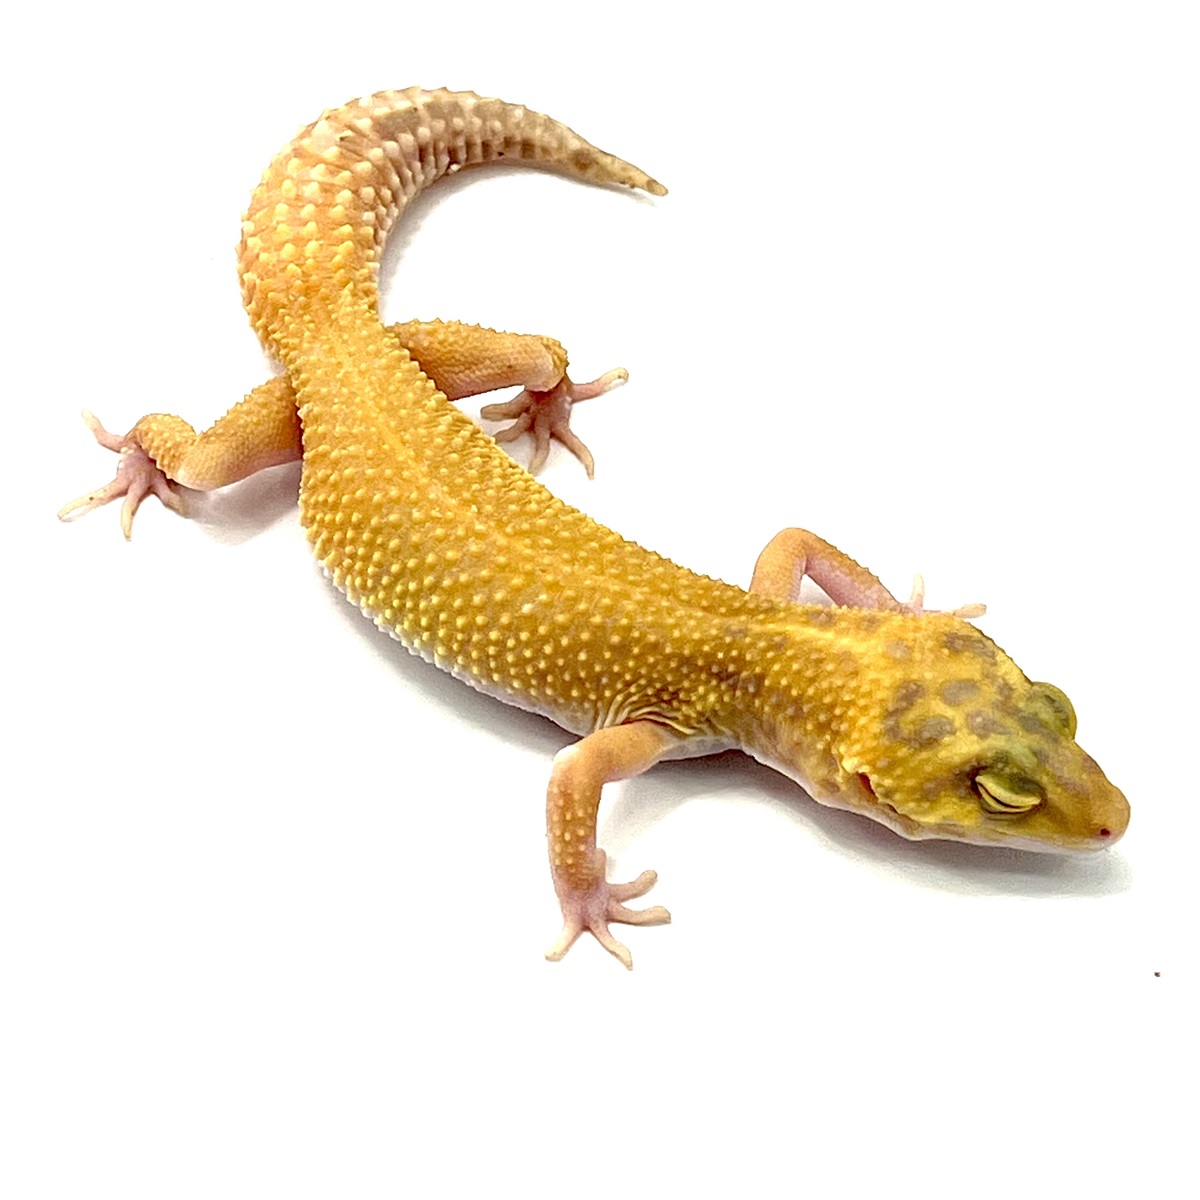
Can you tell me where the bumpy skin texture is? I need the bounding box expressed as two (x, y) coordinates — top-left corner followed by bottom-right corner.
(64, 88), (1129, 967)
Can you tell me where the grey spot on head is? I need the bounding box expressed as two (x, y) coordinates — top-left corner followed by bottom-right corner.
(967, 710), (1009, 737)
(1018, 712), (1052, 735)
(941, 679), (980, 706)
(942, 631), (998, 661)
(914, 716), (955, 746)
(885, 640), (911, 660)
(891, 681), (925, 712)
(884, 707), (954, 749)
(805, 608), (835, 627)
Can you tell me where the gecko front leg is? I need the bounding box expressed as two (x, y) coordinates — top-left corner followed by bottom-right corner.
(750, 527), (985, 618)
(544, 721), (679, 969)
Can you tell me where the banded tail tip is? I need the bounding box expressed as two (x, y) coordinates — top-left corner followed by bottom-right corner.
(587, 148), (666, 196)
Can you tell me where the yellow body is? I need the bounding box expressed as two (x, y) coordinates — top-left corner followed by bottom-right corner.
(62, 88), (1129, 966)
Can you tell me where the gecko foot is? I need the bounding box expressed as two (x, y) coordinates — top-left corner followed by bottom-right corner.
(481, 367), (627, 478)
(545, 858), (670, 969)
(902, 574), (987, 620)
(58, 411), (183, 539)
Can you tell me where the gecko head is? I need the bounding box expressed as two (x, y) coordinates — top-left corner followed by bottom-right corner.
(763, 614), (1129, 852)
(837, 619), (1130, 852)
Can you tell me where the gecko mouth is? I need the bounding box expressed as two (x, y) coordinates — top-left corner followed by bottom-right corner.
(852, 774), (930, 841)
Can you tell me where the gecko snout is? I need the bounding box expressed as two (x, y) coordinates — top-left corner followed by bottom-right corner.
(1087, 777), (1130, 847)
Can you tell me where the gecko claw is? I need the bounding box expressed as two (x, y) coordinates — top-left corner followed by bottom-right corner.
(58, 411), (183, 539)
(900, 572), (986, 620)
(907, 574), (926, 611)
(481, 368), (627, 479)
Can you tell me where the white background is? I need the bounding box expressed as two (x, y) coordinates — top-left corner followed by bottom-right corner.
(4, 2), (1196, 1196)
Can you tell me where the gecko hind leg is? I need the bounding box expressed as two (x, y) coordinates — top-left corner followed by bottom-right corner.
(58, 375), (302, 539)
(59, 320), (628, 538)
(58, 410), (187, 540)
(388, 319), (626, 477)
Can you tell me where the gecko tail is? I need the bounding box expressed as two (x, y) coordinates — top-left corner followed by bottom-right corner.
(240, 87), (664, 352)
(361, 86), (667, 196)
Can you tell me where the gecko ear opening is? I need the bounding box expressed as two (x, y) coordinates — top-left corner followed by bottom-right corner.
(1030, 682), (1078, 738)
(974, 770), (1043, 815)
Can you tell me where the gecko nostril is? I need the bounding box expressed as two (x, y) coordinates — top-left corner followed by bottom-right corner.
(1099, 827), (1111, 838)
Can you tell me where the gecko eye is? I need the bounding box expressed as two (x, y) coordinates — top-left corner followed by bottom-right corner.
(974, 769), (1043, 815)
(1030, 682), (1078, 738)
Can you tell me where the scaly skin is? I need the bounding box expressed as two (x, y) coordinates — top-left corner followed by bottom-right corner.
(62, 88), (1129, 967)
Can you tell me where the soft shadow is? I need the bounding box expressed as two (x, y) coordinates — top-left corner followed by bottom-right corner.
(381, 162), (662, 300)
(187, 462), (303, 545)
